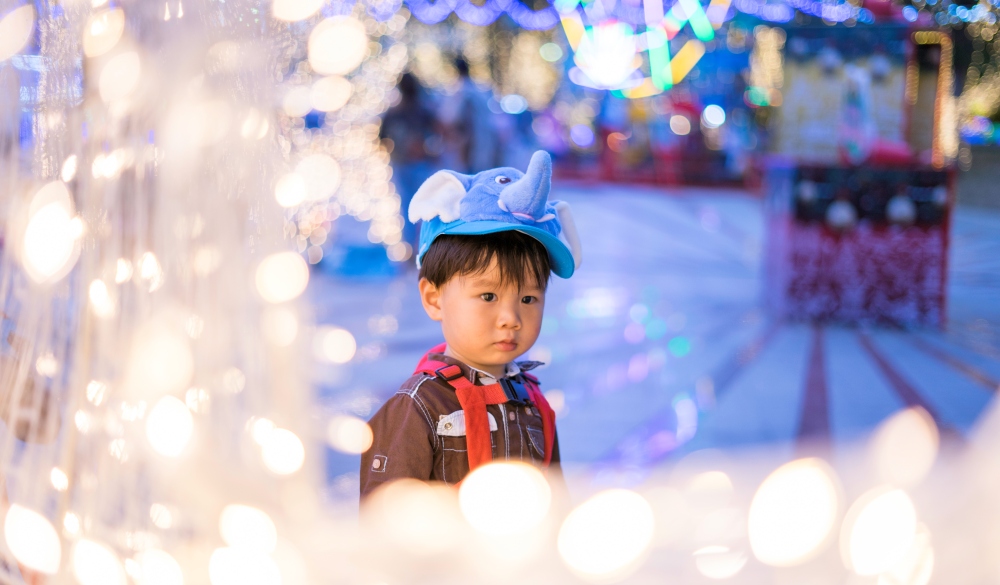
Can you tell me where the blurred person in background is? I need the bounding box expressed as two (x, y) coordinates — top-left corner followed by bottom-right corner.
(380, 72), (441, 249)
(438, 58), (497, 173)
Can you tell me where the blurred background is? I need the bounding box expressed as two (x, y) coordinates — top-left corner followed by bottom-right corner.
(313, 0), (1000, 493)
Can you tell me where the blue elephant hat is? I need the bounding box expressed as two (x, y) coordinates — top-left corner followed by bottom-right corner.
(408, 151), (582, 279)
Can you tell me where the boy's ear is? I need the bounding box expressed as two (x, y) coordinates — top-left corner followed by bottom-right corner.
(418, 278), (444, 322)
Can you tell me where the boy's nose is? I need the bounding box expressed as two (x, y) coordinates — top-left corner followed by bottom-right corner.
(496, 305), (521, 329)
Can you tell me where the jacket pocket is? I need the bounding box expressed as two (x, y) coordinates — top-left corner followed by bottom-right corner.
(526, 425), (545, 459)
(437, 410), (497, 484)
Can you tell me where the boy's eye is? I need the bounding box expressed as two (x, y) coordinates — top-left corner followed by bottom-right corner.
(481, 293), (496, 302)
(495, 176), (512, 185)
(521, 296), (536, 304)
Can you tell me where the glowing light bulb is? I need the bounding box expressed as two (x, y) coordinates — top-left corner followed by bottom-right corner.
(557, 489), (654, 580)
(208, 547), (280, 585)
(255, 252), (309, 303)
(260, 428), (305, 475)
(73, 539), (126, 585)
(219, 505), (277, 553)
(61, 154), (78, 182)
(83, 8), (125, 57)
(843, 487), (917, 576)
(326, 415), (373, 454)
(459, 463), (551, 536)
(0, 5), (35, 62)
(308, 16), (368, 76)
(146, 395), (194, 457)
(748, 458), (840, 567)
(272, 0), (323, 21)
(99, 51), (141, 103)
(310, 76), (352, 113)
(4, 504), (61, 574)
(274, 173), (307, 208)
(135, 549), (184, 585)
(313, 327), (356, 364)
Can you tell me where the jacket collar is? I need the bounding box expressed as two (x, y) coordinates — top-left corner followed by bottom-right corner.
(428, 350), (542, 385)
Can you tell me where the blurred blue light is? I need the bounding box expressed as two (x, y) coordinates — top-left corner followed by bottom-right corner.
(702, 105), (726, 128)
(570, 124), (595, 148)
(902, 5), (918, 20)
(500, 94), (528, 114)
(668, 336), (691, 357)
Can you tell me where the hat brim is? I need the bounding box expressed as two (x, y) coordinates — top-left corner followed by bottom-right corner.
(439, 220), (576, 279)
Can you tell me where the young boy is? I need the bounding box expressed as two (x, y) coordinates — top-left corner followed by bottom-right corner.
(360, 151), (581, 495)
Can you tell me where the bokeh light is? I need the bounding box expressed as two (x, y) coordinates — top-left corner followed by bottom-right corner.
(326, 415), (373, 454)
(271, 0), (323, 21)
(125, 323), (194, 398)
(296, 153), (342, 201)
(209, 547), (281, 585)
(89, 279), (116, 317)
(260, 428), (305, 475)
(670, 115), (692, 135)
(557, 489), (655, 580)
(459, 463), (551, 536)
(870, 407), (939, 487)
(21, 181), (81, 284)
(308, 16), (368, 76)
(219, 504), (277, 553)
(135, 549), (184, 585)
(261, 306), (299, 346)
(274, 173), (307, 208)
(539, 42), (563, 62)
(313, 326), (357, 363)
(702, 105), (726, 128)
(73, 539), (126, 585)
(146, 395), (194, 457)
(748, 458), (839, 566)
(4, 504), (61, 574)
(83, 9), (125, 57)
(50, 467), (69, 491)
(842, 487), (917, 576)
(60, 154), (78, 182)
(99, 51), (142, 103)
(693, 545), (748, 579)
(0, 5), (35, 62)
(310, 76), (353, 113)
(363, 479), (464, 555)
(255, 252), (309, 303)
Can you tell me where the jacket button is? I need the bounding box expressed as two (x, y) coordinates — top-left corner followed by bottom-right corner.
(444, 422), (452, 430)
(508, 411), (516, 421)
(372, 459), (381, 469)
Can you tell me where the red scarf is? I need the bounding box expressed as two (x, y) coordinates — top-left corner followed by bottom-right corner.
(414, 343), (556, 472)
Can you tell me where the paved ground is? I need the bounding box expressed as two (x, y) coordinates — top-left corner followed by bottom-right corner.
(310, 184), (1000, 496)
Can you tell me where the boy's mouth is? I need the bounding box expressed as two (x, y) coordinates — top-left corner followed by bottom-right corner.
(494, 340), (517, 352)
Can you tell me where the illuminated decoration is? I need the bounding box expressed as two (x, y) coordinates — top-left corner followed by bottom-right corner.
(404, 0), (561, 29)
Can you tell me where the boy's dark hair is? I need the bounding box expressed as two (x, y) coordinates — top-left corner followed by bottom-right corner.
(419, 231), (551, 290)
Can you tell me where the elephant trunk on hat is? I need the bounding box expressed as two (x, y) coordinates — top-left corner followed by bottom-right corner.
(497, 151), (554, 223)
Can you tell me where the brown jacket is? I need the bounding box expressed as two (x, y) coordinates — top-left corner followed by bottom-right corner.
(360, 352), (561, 496)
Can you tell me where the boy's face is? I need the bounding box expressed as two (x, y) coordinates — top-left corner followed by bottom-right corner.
(419, 259), (545, 378)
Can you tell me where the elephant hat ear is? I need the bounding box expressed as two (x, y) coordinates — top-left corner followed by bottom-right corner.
(408, 171), (469, 224)
(554, 201), (582, 270)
